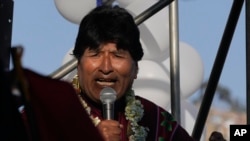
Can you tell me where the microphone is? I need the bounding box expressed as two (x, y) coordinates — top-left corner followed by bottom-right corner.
(100, 87), (117, 120)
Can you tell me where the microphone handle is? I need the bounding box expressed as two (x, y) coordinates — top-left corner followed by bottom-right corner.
(103, 103), (114, 120)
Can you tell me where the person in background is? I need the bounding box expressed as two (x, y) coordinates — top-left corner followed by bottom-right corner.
(209, 131), (226, 141)
(72, 5), (195, 141)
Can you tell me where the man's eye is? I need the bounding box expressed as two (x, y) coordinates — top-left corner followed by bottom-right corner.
(114, 52), (125, 58)
(85, 52), (98, 57)
(90, 52), (98, 55)
(87, 50), (99, 57)
(114, 50), (127, 58)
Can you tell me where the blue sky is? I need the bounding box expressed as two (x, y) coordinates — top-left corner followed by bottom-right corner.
(11, 0), (246, 107)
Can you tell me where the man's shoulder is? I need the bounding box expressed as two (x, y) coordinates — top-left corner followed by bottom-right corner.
(135, 95), (156, 106)
(135, 95), (169, 113)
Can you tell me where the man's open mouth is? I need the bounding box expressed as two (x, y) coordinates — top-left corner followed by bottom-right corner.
(96, 78), (116, 86)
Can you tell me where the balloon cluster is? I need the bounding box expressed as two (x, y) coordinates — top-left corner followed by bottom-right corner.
(56, 0), (204, 110)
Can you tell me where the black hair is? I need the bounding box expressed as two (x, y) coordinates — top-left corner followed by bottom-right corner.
(73, 5), (144, 62)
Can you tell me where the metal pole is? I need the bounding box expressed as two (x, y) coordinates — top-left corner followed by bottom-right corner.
(191, 0), (244, 140)
(134, 0), (174, 25)
(169, 0), (181, 123)
(49, 58), (77, 79)
(245, 0), (250, 124)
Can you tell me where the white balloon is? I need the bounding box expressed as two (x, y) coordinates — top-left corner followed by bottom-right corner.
(116, 0), (134, 7)
(162, 42), (204, 98)
(54, 0), (96, 24)
(134, 42), (203, 109)
(133, 60), (171, 109)
(125, 0), (170, 61)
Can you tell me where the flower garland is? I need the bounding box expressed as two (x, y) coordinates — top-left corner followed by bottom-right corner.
(77, 89), (149, 141)
(125, 89), (149, 141)
(77, 94), (101, 126)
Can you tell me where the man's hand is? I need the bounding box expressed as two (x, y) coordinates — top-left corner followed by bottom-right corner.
(97, 120), (123, 141)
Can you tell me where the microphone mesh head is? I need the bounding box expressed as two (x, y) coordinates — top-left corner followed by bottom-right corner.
(100, 87), (117, 104)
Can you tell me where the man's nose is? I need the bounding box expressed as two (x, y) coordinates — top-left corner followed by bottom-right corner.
(99, 55), (113, 74)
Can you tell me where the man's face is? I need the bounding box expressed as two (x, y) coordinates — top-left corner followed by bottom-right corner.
(77, 43), (138, 103)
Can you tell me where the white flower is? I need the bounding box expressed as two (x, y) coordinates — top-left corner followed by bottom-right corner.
(125, 89), (149, 141)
